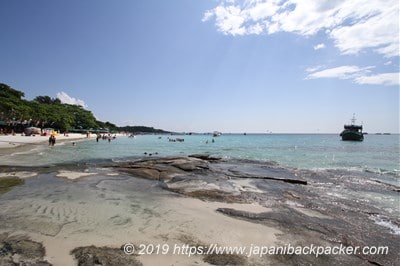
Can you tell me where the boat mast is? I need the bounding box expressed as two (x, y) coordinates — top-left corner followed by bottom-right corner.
(351, 113), (356, 125)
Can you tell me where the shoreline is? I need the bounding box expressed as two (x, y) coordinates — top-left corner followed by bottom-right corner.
(0, 134), (98, 158)
(0, 133), (96, 150)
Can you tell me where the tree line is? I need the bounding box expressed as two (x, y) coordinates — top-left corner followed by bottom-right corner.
(0, 83), (113, 132)
(0, 83), (167, 134)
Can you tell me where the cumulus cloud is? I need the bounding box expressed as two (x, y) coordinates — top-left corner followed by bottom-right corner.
(306, 66), (399, 86)
(56, 92), (88, 108)
(203, 0), (399, 58)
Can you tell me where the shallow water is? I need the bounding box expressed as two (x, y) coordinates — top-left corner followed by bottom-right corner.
(1, 134), (399, 176)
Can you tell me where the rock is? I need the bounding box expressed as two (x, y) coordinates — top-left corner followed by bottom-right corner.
(184, 189), (247, 203)
(114, 157), (209, 181)
(71, 245), (142, 266)
(189, 154), (222, 162)
(120, 168), (161, 180)
(0, 233), (51, 265)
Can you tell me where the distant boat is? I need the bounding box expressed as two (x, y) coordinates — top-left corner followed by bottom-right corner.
(213, 131), (222, 137)
(340, 114), (363, 141)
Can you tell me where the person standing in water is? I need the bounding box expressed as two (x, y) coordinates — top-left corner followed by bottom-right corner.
(49, 135), (56, 146)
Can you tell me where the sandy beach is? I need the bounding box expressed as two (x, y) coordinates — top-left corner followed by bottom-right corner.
(0, 133), (95, 149)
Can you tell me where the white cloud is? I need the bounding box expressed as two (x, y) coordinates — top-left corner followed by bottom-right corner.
(212, 5), (246, 36)
(354, 73), (399, 86)
(306, 65), (373, 80)
(305, 65), (325, 73)
(329, 2), (399, 57)
(56, 92), (88, 108)
(306, 66), (399, 86)
(203, 0), (399, 58)
(313, 43), (325, 50)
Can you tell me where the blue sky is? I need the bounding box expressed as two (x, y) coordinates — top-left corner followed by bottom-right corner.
(0, 0), (398, 133)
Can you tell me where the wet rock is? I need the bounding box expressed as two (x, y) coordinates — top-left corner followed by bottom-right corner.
(114, 157), (210, 181)
(112, 156), (313, 204)
(119, 167), (162, 180)
(179, 189), (247, 203)
(0, 233), (51, 265)
(113, 157), (247, 202)
(71, 245), (142, 266)
(112, 156), (399, 265)
(188, 154), (222, 162)
(216, 204), (400, 266)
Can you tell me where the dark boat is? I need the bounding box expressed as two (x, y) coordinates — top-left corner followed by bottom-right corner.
(340, 114), (364, 141)
(213, 131), (222, 137)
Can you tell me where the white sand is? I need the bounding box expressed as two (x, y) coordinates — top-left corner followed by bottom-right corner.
(0, 133), (94, 149)
(0, 171), (38, 179)
(3, 194), (278, 265)
(56, 170), (97, 180)
(38, 197), (277, 266)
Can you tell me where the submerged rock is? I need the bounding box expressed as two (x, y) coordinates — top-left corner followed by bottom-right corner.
(0, 177), (24, 194)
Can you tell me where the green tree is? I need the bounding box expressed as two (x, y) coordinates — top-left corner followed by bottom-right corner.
(34, 96), (62, 105)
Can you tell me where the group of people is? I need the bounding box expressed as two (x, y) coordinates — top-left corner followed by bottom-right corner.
(96, 133), (117, 143)
(168, 137), (185, 142)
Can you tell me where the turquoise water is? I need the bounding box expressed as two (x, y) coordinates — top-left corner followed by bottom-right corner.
(2, 134), (399, 177)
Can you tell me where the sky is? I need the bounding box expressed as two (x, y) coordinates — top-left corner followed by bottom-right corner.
(0, 0), (399, 133)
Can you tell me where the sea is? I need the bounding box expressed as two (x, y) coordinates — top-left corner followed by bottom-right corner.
(1, 133), (399, 237)
(2, 133), (399, 179)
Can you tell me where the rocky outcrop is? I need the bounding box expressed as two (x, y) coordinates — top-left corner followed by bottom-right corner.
(112, 156), (308, 203)
(0, 233), (51, 265)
